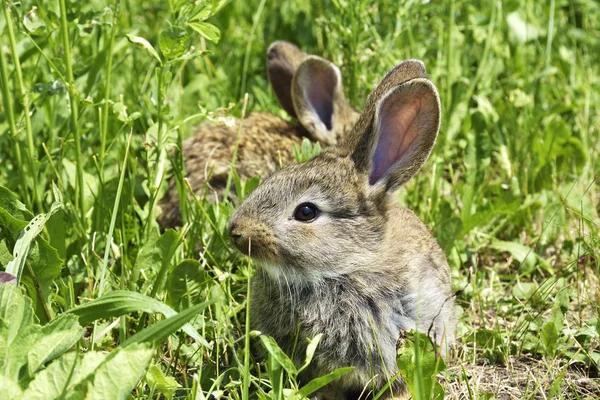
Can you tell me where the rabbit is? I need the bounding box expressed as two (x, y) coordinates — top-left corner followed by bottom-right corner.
(158, 41), (359, 228)
(227, 59), (457, 399)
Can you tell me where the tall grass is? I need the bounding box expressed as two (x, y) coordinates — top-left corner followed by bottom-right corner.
(0, 0), (598, 398)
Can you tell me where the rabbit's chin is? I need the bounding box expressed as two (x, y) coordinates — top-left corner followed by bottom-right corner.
(258, 261), (340, 286)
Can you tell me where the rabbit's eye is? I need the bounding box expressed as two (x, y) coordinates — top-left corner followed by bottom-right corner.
(293, 203), (319, 222)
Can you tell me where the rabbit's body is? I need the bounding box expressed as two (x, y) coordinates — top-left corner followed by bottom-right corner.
(159, 42), (358, 228)
(228, 60), (457, 398)
(252, 205), (454, 397)
(237, 153), (454, 398)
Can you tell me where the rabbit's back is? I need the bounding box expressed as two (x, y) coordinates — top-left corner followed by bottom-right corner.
(159, 113), (302, 227)
(184, 112), (301, 189)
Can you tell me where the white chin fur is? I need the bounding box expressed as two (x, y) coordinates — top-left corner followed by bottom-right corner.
(259, 261), (328, 286)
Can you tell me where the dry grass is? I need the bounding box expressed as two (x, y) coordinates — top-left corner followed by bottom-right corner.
(443, 355), (599, 399)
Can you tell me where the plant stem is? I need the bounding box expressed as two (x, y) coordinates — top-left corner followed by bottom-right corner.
(545, 0), (556, 70)
(242, 255), (252, 400)
(100, 0), (122, 178)
(239, 0), (266, 99)
(0, 30), (26, 202)
(91, 129), (133, 349)
(2, 0), (42, 210)
(143, 66), (167, 240)
(444, 0), (455, 131)
(58, 0), (85, 227)
(224, 93), (249, 200)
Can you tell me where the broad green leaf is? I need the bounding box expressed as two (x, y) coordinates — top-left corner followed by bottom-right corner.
(145, 364), (178, 400)
(0, 375), (23, 399)
(27, 314), (84, 374)
(5, 195), (62, 283)
(297, 367), (355, 397)
(0, 242), (14, 268)
(489, 239), (538, 274)
(168, 0), (189, 13)
(126, 33), (162, 64)
(24, 352), (105, 399)
(541, 321), (559, 357)
(551, 290), (568, 329)
(17, 236), (63, 323)
(0, 284), (40, 380)
(74, 343), (153, 400)
(22, 7), (46, 35)
(260, 335), (297, 376)
(131, 230), (179, 286)
(159, 26), (189, 59)
(462, 329), (503, 348)
(0, 186), (32, 232)
(25, 352), (79, 399)
(166, 259), (210, 309)
(28, 237), (64, 297)
(190, 5), (211, 22)
(187, 21), (220, 43)
(67, 290), (210, 347)
(122, 299), (214, 347)
(511, 281), (538, 300)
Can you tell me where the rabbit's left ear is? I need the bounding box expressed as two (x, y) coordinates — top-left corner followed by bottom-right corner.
(267, 41), (306, 118)
(360, 78), (441, 191)
(291, 56), (347, 145)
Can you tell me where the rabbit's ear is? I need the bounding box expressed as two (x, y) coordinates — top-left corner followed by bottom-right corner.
(352, 78), (441, 191)
(291, 56), (347, 145)
(267, 41), (306, 118)
(341, 59), (428, 154)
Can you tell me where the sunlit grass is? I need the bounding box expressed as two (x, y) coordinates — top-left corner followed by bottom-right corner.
(0, 0), (598, 398)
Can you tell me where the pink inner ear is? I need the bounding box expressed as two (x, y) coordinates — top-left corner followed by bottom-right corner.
(370, 96), (422, 184)
(305, 67), (336, 130)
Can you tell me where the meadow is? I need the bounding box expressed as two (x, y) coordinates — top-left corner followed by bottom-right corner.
(0, 0), (599, 398)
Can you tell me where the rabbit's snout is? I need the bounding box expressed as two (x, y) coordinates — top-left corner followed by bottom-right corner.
(226, 217), (247, 252)
(227, 215), (280, 261)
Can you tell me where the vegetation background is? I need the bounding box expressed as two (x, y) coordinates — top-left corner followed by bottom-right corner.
(0, 0), (598, 398)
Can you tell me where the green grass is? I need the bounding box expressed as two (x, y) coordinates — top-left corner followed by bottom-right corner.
(0, 0), (599, 398)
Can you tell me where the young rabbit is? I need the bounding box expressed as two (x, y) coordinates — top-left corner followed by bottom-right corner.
(227, 59), (456, 399)
(158, 41), (358, 228)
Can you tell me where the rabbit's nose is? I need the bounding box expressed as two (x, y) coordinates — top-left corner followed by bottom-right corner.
(227, 218), (242, 239)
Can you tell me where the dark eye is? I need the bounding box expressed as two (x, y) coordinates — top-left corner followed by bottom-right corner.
(293, 203), (319, 222)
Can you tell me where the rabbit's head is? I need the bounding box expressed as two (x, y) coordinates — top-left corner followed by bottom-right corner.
(267, 41), (358, 146)
(228, 59), (440, 283)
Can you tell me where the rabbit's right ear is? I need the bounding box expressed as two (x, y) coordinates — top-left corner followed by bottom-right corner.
(267, 41), (307, 118)
(345, 60), (440, 192)
(291, 56), (347, 145)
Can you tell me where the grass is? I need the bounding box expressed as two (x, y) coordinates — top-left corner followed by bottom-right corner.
(0, 0), (599, 398)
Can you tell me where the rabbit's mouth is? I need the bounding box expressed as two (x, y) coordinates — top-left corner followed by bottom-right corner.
(230, 236), (281, 264)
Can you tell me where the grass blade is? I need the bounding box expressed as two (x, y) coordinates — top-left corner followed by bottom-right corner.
(68, 290), (212, 348)
(121, 299), (214, 347)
